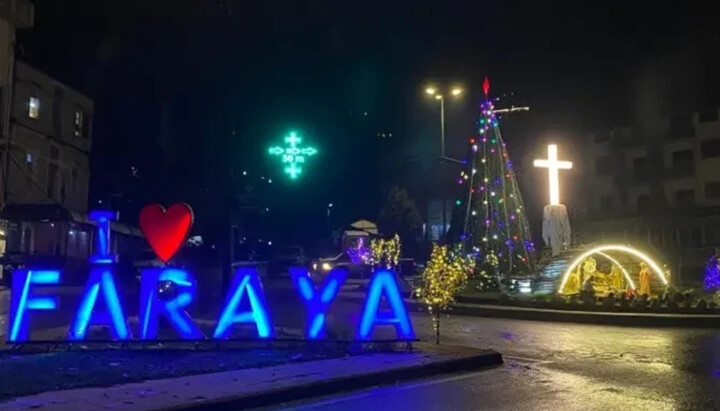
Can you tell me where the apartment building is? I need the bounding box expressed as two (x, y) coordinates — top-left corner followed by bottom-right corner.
(576, 108), (720, 284)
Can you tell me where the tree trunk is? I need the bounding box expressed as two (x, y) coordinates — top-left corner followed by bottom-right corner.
(435, 306), (440, 345)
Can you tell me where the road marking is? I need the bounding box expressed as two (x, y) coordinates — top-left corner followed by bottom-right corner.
(503, 354), (553, 365)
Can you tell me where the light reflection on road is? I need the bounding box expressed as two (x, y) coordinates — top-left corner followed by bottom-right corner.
(283, 313), (720, 410)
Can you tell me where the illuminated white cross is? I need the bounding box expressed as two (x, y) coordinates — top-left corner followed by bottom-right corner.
(534, 144), (572, 205)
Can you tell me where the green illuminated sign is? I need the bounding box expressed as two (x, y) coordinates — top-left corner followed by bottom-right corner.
(268, 131), (318, 179)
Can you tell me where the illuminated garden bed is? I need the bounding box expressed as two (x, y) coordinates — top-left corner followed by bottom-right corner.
(457, 292), (720, 315)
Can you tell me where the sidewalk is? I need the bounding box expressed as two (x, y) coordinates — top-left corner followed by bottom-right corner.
(0, 343), (501, 410)
(340, 292), (720, 328)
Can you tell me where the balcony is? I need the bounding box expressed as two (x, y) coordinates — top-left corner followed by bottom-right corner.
(664, 163), (695, 178)
(0, 0), (34, 28)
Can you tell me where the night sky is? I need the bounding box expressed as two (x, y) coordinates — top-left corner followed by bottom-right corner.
(14, 0), (720, 248)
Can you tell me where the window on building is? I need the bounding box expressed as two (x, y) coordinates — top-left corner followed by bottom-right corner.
(28, 96), (40, 119)
(636, 195), (651, 211)
(53, 86), (64, 136)
(24, 151), (35, 185)
(667, 115), (695, 139)
(595, 156), (612, 175)
(671, 149), (694, 174)
(706, 182), (720, 200)
(74, 111), (83, 138)
(707, 225), (720, 245)
(599, 195), (613, 210)
(698, 107), (719, 122)
(672, 150), (693, 166)
(633, 157), (647, 175)
(47, 163), (58, 198)
(650, 227), (664, 246)
(701, 139), (720, 158)
(593, 132), (609, 143)
(678, 227), (703, 247)
(71, 168), (79, 197)
(675, 189), (695, 207)
(691, 227), (703, 246)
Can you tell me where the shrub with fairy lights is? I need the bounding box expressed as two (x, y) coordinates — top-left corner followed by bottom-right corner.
(421, 243), (475, 344)
(369, 234), (401, 270)
(704, 254), (720, 291)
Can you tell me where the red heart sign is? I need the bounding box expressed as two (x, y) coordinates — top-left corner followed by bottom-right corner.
(139, 203), (194, 263)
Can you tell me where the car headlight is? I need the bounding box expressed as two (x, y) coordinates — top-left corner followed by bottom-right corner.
(312, 263), (318, 271)
(321, 262), (332, 271)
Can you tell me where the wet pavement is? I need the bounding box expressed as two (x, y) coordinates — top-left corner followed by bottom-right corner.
(281, 315), (720, 410)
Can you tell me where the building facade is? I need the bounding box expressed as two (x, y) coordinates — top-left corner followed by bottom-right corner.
(0, 60), (100, 283)
(7, 61), (93, 211)
(575, 108), (720, 285)
(1, 0), (34, 208)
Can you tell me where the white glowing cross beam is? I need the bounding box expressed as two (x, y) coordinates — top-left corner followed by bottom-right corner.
(534, 144), (572, 205)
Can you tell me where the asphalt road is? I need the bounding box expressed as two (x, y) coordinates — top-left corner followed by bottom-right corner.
(275, 315), (720, 410)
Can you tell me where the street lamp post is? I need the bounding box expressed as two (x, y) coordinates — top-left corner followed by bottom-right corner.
(425, 86), (463, 160)
(424, 85), (463, 242)
(327, 202), (333, 238)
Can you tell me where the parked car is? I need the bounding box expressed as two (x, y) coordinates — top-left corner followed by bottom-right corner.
(268, 245), (306, 277)
(311, 252), (371, 278)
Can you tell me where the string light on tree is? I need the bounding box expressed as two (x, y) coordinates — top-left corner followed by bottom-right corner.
(452, 77), (535, 289)
(420, 244), (475, 344)
(268, 131), (318, 179)
(369, 235), (401, 269)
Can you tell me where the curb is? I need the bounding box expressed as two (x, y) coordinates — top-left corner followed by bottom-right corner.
(169, 348), (503, 410)
(448, 304), (720, 328)
(340, 294), (720, 328)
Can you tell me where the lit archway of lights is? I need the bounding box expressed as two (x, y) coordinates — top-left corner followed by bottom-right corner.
(558, 244), (667, 294)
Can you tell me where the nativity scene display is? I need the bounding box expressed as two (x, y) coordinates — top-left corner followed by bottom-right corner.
(560, 252), (667, 298)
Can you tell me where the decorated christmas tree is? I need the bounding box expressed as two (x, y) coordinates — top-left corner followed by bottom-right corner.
(453, 78), (535, 287)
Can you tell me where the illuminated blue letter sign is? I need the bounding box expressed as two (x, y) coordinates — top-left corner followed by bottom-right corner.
(70, 268), (130, 340)
(70, 211), (130, 340)
(9, 270), (60, 342)
(214, 267), (273, 339)
(6, 207), (418, 343)
(139, 268), (203, 339)
(89, 210), (117, 264)
(290, 267), (347, 339)
(356, 269), (414, 340)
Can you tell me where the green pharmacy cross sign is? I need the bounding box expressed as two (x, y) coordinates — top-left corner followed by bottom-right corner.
(268, 131), (318, 179)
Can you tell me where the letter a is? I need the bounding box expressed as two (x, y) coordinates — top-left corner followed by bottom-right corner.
(70, 210), (129, 340)
(70, 267), (130, 340)
(356, 269), (415, 340)
(214, 267), (273, 339)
